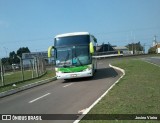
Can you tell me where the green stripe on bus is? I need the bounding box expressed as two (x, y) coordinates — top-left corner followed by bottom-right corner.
(58, 66), (88, 73)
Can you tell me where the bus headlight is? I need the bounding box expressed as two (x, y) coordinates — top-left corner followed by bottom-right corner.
(57, 70), (62, 73)
(87, 65), (92, 70)
(83, 68), (89, 72)
(83, 66), (92, 72)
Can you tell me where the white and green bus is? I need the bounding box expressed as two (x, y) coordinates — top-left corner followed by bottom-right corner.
(48, 32), (97, 80)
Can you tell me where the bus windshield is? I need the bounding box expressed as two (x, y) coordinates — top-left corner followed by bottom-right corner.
(56, 45), (91, 67)
(55, 35), (90, 47)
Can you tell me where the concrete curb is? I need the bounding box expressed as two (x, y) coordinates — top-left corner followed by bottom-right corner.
(73, 64), (125, 123)
(109, 64), (125, 75)
(0, 77), (57, 98)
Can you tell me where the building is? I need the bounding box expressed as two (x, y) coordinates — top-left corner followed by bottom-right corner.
(152, 41), (160, 54)
(155, 44), (160, 54)
(152, 35), (160, 54)
(96, 44), (115, 52)
(113, 46), (129, 54)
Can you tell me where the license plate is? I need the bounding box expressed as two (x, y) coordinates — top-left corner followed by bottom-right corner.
(71, 74), (77, 77)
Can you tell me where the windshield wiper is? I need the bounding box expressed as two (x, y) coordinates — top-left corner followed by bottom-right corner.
(74, 51), (83, 66)
(63, 51), (70, 67)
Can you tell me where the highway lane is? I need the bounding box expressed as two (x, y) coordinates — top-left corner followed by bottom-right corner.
(142, 56), (160, 66)
(0, 60), (122, 123)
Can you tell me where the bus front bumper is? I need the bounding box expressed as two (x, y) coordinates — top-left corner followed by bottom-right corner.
(56, 69), (93, 79)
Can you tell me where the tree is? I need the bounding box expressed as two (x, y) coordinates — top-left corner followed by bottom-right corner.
(126, 42), (143, 54)
(9, 51), (16, 58)
(14, 47), (30, 63)
(1, 57), (10, 65)
(17, 47), (30, 58)
(7, 51), (17, 64)
(2, 47), (31, 65)
(148, 47), (156, 54)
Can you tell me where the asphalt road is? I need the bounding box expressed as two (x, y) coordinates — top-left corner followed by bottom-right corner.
(142, 56), (160, 66)
(0, 59), (122, 123)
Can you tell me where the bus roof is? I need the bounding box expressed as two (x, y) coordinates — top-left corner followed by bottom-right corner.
(55, 32), (90, 38)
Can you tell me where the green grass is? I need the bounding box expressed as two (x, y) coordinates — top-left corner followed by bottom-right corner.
(3, 70), (33, 85)
(81, 59), (160, 123)
(0, 70), (56, 93)
(1, 69), (50, 86)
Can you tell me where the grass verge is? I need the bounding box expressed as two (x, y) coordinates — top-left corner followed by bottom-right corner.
(1, 70), (43, 86)
(80, 59), (160, 123)
(0, 70), (55, 93)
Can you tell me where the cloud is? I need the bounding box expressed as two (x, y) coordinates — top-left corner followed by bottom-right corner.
(0, 20), (9, 28)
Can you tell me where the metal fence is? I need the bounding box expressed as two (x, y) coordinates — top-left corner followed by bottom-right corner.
(94, 51), (144, 56)
(0, 57), (48, 87)
(0, 51), (145, 87)
(94, 51), (123, 56)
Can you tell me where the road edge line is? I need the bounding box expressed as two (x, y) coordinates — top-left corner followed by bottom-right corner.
(73, 64), (125, 123)
(143, 60), (160, 68)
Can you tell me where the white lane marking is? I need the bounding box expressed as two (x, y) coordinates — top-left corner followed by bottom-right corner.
(73, 64), (125, 123)
(29, 93), (51, 103)
(144, 60), (160, 68)
(63, 83), (73, 88)
(78, 108), (88, 114)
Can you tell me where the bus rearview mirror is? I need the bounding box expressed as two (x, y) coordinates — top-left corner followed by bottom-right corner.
(90, 42), (94, 54)
(48, 46), (54, 58)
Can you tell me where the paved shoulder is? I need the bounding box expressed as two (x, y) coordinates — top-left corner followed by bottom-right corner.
(142, 57), (160, 66)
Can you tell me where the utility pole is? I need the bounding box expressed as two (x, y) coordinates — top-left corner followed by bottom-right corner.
(143, 43), (146, 54)
(108, 42), (109, 51)
(153, 35), (158, 46)
(131, 31), (134, 55)
(102, 42), (104, 52)
(154, 35), (157, 42)
(134, 35), (136, 54)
